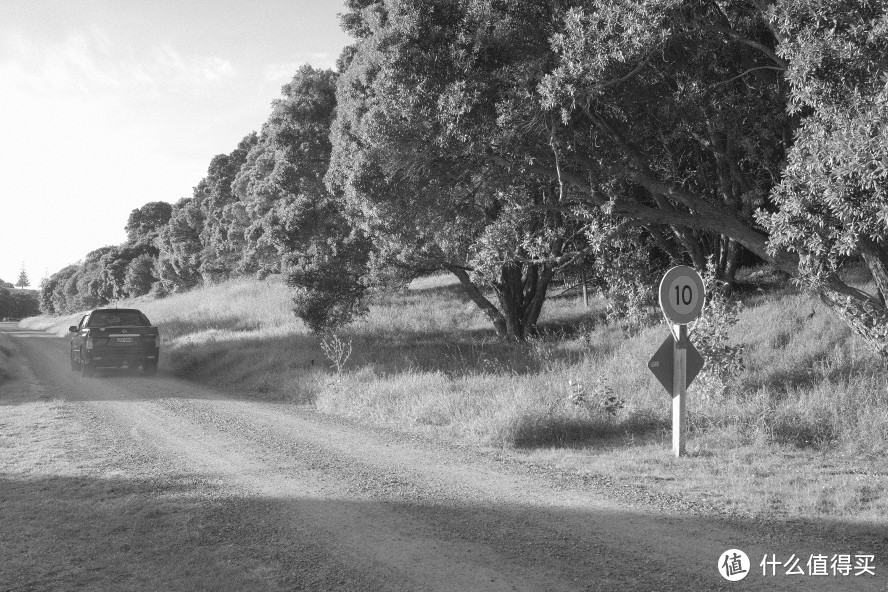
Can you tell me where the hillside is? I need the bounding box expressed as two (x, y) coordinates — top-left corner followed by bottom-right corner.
(21, 269), (888, 525)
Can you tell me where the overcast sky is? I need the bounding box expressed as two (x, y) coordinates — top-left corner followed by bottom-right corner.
(0, 0), (352, 287)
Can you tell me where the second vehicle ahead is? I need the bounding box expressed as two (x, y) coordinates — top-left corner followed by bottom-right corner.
(69, 308), (160, 377)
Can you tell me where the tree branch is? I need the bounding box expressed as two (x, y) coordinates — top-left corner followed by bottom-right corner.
(702, 25), (788, 69)
(711, 66), (785, 88)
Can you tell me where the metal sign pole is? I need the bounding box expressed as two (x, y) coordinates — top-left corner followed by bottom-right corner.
(672, 323), (687, 457)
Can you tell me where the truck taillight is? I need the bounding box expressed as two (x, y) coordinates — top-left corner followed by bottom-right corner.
(86, 338), (94, 350)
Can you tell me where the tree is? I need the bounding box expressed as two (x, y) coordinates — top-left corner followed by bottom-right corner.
(38, 275), (57, 314)
(125, 201), (173, 246)
(328, 0), (787, 338)
(16, 264), (29, 289)
(198, 133), (258, 282)
(234, 67), (343, 273)
(123, 253), (157, 297)
(759, 0), (888, 358)
(328, 0), (888, 351)
(155, 197), (205, 292)
(41, 265), (78, 314)
(0, 289), (39, 318)
(233, 65), (372, 330)
(328, 1), (595, 338)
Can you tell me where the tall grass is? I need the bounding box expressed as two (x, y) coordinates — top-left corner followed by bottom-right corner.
(20, 271), (888, 520)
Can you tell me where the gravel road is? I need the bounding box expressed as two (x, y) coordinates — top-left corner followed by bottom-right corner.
(1, 322), (885, 591)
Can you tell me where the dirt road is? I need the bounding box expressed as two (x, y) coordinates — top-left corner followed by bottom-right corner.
(1, 321), (885, 591)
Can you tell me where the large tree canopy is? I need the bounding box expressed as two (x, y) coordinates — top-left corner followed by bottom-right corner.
(234, 65), (372, 330)
(329, 0), (607, 338)
(761, 0), (888, 356)
(125, 201), (173, 247)
(328, 0), (888, 351)
(234, 66), (341, 274)
(327, 0), (791, 338)
(199, 132), (258, 282)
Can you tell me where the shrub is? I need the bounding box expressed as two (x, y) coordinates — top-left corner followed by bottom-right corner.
(691, 257), (746, 399)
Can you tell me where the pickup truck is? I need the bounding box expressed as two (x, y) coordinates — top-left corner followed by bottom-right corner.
(69, 308), (160, 376)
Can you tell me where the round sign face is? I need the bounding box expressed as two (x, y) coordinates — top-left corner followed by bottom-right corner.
(658, 265), (705, 324)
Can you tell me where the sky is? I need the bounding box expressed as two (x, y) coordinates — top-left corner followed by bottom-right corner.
(0, 0), (353, 287)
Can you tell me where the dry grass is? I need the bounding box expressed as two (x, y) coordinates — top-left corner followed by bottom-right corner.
(20, 271), (888, 523)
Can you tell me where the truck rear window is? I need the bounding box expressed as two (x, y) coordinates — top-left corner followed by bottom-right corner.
(87, 311), (151, 327)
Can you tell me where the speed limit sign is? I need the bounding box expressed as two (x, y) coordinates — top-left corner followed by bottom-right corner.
(658, 265), (705, 324)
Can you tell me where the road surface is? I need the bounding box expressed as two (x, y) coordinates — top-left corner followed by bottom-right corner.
(1, 321), (885, 591)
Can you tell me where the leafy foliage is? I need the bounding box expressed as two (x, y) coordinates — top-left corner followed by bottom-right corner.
(759, 0), (888, 356)
(234, 67), (339, 276)
(0, 288), (39, 318)
(155, 197), (205, 293)
(762, 2), (888, 278)
(327, 0), (595, 339)
(125, 202), (172, 247)
(198, 133), (258, 282)
(123, 254), (158, 298)
(567, 375), (625, 418)
(691, 257), (745, 398)
(583, 220), (668, 326)
(287, 232), (372, 332)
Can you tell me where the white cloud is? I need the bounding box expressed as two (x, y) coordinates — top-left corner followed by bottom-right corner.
(0, 30), (235, 98)
(263, 52), (335, 82)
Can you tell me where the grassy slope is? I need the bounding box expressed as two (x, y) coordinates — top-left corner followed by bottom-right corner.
(0, 334), (17, 384)
(21, 271), (888, 524)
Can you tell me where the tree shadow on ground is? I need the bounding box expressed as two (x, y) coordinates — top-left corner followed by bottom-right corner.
(2, 473), (885, 592)
(510, 410), (669, 449)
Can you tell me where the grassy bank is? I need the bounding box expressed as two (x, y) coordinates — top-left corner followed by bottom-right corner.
(21, 272), (888, 524)
(0, 335), (16, 384)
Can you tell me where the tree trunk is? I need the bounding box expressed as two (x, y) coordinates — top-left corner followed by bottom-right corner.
(447, 266), (507, 335)
(644, 225), (683, 263)
(717, 235), (729, 279)
(493, 262), (555, 340)
(723, 238), (740, 293)
(821, 274), (888, 361)
(859, 235), (888, 306)
(448, 262), (554, 340)
(521, 265), (555, 331)
(496, 264), (524, 339)
(581, 267), (589, 308)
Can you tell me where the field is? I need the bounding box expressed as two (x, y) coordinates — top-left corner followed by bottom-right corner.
(21, 268), (888, 526)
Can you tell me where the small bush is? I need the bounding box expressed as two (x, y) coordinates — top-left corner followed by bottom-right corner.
(692, 257), (746, 399)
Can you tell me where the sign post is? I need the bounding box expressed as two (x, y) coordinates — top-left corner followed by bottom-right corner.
(672, 323), (688, 456)
(651, 266), (705, 457)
